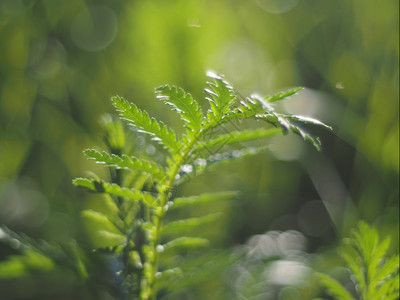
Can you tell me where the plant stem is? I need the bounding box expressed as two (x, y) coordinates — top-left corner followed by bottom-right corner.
(141, 128), (211, 299)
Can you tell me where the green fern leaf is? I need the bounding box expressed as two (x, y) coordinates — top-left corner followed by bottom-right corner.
(155, 267), (183, 282)
(0, 251), (54, 279)
(1, 228), (84, 280)
(264, 87), (303, 102)
(81, 210), (121, 233)
(340, 248), (367, 294)
(73, 178), (156, 207)
(84, 149), (165, 182)
(195, 128), (282, 152)
(247, 95), (290, 129)
(375, 275), (400, 300)
(287, 122), (323, 151)
(284, 115), (333, 130)
(316, 273), (356, 300)
(205, 72), (236, 122)
(368, 236), (391, 289)
(283, 114), (332, 151)
(81, 210), (126, 248)
(162, 237), (209, 252)
(99, 113), (126, 152)
(171, 191), (238, 209)
(98, 230), (126, 244)
(372, 254), (400, 292)
(244, 95), (330, 150)
(223, 97), (265, 122)
(158, 250), (234, 293)
(162, 213), (220, 235)
(320, 221), (399, 300)
(249, 95), (320, 150)
(101, 194), (120, 220)
(200, 146), (269, 170)
(156, 85), (203, 133)
(176, 146), (270, 185)
(72, 73), (332, 299)
(112, 96), (180, 153)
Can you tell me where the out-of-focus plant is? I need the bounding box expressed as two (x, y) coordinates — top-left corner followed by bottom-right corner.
(226, 229), (316, 299)
(72, 72), (330, 299)
(317, 221), (399, 300)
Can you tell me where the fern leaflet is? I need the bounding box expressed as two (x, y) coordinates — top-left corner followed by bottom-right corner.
(162, 213), (220, 235)
(171, 191), (238, 209)
(162, 237), (209, 252)
(194, 128), (282, 152)
(264, 87), (303, 102)
(84, 149), (165, 182)
(156, 85), (203, 134)
(112, 96), (180, 153)
(205, 72), (237, 122)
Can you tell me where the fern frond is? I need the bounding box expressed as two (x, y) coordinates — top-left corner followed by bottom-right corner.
(0, 251), (54, 278)
(81, 210), (126, 248)
(84, 149), (165, 182)
(73, 178), (156, 207)
(319, 221), (399, 300)
(175, 146), (270, 185)
(157, 250), (234, 293)
(0, 226), (88, 279)
(284, 115), (333, 130)
(155, 85), (203, 133)
(171, 191), (238, 209)
(101, 194), (120, 219)
(238, 94), (289, 130)
(195, 128), (282, 152)
(201, 146), (270, 169)
(264, 87), (303, 102)
(224, 97), (265, 122)
(372, 254), (400, 291)
(340, 248), (367, 294)
(81, 210), (122, 234)
(73, 73), (331, 299)
(162, 213), (220, 235)
(205, 72), (237, 122)
(221, 94), (330, 151)
(112, 96), (180, 153)
(98, 230), (127, 244)
(374, 275), (400, 300)
(250, 95), (327, 150)
(155, 267), (183, 282)
(282, 114), (332, 151)
(286, 122), (324, 150)
(316, 273), (356, 300)
(162, 237), (209, 252)
(368, 236), (391, 289)
(99, 113), (126, 152)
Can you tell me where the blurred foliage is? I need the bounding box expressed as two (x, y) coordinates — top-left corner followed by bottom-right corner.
(0, 0), (398, 299)
(317, 221), (399, 300)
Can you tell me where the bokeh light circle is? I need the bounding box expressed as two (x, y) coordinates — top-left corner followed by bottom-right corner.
(71, 5), (118, 52)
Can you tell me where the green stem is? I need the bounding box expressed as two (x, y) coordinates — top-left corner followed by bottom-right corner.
(141, 127), (214, 300)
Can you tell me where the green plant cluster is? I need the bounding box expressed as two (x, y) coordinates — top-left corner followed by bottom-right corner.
(1, 74), (398, 300)
(72, 73), (330, 299)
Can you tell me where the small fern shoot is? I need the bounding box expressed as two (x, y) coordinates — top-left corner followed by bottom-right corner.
(317, 221), (400, 300)
(73, 72), (331, 299)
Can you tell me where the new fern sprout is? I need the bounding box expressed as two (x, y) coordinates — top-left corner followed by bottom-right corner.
(73, 72), (331, 299)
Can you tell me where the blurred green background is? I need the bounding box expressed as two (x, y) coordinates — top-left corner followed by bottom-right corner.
(0, 0), (398, 299)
